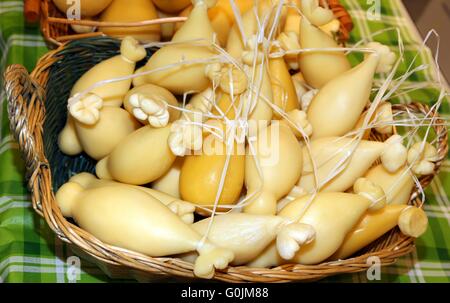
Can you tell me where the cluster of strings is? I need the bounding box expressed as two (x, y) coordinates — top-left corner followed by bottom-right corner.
(67, 1), (449, 250)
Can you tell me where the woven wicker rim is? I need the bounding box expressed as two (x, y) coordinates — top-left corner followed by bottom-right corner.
(39, 0), (354, 47)
(3, 39), (448, 282)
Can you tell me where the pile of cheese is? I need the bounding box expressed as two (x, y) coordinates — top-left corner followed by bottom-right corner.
(55, 0), (435, 279)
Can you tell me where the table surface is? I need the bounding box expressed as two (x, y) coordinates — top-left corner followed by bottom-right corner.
(0, 0), (449, 283)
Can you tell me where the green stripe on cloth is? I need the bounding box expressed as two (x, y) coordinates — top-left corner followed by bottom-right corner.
(0, 0), (449, 283)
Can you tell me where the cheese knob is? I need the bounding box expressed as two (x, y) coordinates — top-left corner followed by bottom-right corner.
(69, 93), (103, 125)
(381, 135), (408, 173)
(276, 223), (316, 260)
(407, 142), (439, 175)
(129, 93), (170, 128)
(353, 178), (386, 211)
(121, 36), (147, 63)
(374, 102), (394, 135)
(166, 200), (196, 224)
(219, 66), (248, 96)
(364, 164), (414, 206)
(194, 243), (234, 279)
(281, 109), (313, 138)
(398, 206), (428, 238)
(365, 42), (397, 73)
(168, 120), (203, 156)
(277, 31), (301, 70)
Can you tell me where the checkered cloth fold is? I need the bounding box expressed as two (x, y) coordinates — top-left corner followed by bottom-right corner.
(0, 0), (449, 282)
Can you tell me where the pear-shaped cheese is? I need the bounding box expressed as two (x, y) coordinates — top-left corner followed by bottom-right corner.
(331, 205), (427, 259)
(307, 53), (379, 139)
(179, 0), (255, 46)
(226, 6), (259, 59)
(55, 182), (234, 278)
(364, 164), (415, 206)
(298, 18), (351, 88)
(53, 0), (113, 17)
(179, 132), (245, 213)
(56, 183), (194, 256)
(70, 36), (146, 108)
(99, 0), (160, 42)
(280, 193), (371, 264)
(249, 192), (371, 266)
(71, 54), (134, 108)
(269, 57), (299, 119)
(225, 0), (277, 59)
(68, 172), (194, 224)
(192, 214), (287, 265)
(189, 213), (314, 265)
(246, 63), (274, 123)
(98, 124), (176, 185)
(208, 0), (254, 46)
(244, 122), (303, 215)
(144, 1), (216, 94)
(299, 137), (385, 193)
(74, 107), (140, 160)
(70, 172), (189, 207)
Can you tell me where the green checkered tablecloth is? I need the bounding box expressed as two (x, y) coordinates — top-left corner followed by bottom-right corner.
(0, 0), (449, 283)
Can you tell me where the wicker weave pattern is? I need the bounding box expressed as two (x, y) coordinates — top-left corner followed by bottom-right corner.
(3, 37), (448, 282)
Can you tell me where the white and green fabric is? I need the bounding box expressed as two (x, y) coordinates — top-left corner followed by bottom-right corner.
(0, 0), (449, 283)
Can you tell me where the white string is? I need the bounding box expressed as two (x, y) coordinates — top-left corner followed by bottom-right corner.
(228, 0), (247, 46)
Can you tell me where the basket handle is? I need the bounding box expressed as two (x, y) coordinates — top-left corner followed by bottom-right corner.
(3, 64), (48, 181)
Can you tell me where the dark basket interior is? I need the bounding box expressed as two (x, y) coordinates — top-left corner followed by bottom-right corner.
(44, 37), (155, 191)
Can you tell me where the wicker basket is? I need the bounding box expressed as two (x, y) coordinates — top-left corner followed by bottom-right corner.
(4, 37), (448, 282)
(40, 0), (354, 48)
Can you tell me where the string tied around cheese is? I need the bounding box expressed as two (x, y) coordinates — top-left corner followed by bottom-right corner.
(354, 178), (387, 212)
